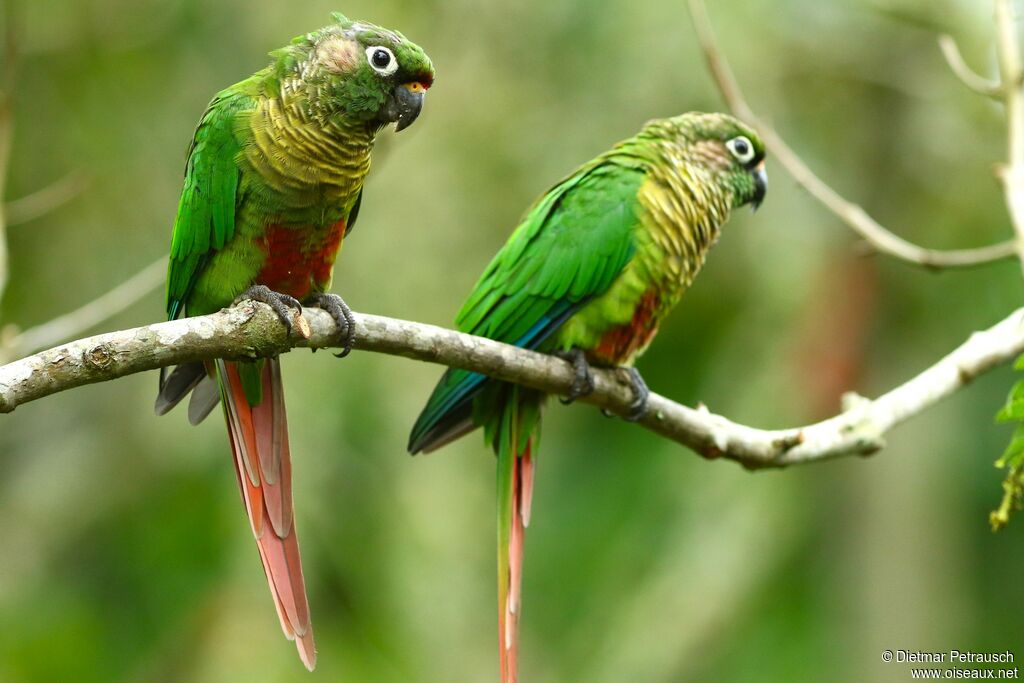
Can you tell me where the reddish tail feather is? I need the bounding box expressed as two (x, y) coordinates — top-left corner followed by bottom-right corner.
(500, 441), (534, 683)
(219, 358), (316, 670)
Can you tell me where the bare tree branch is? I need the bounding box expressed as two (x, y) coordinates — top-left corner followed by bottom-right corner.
(994, 0), (1024, 274)
(1, 302), (1021, 470)
(938, 34), (1002, 98)
(0, 112), (10, 307)
(0, 255), (166, 362)
(0, 0), (16, 308)
(686, 0), (1019, 270)
(4, 171), (88, 227)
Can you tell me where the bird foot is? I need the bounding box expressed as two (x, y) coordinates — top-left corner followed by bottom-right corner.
(554, 349), (595, 404)
(599, 368), (649, 420)
(306, 293), (356, 357)
(619, 367), (650, 421)
(235, 285), (306, 338)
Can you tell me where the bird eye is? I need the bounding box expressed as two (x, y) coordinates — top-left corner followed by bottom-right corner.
(366, 46), (398, 76)
(726, 135), (756, 165)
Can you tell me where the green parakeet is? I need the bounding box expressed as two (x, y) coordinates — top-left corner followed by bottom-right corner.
(154, 14), (434, 670)
(408, 112), (767, 682)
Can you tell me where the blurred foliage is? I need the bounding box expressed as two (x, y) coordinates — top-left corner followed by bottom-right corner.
(993, 355), (1024, 530)
(1, 0), (1023, 681)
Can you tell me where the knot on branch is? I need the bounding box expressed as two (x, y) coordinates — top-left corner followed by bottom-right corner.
(772, 432), (805, 452)
(84, 343), (115, 370)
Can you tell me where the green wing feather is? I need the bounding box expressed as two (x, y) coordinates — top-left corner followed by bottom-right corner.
(165, 85), (255, 320)
(459, 161), (645, 342)
(408, 160), (646, 453)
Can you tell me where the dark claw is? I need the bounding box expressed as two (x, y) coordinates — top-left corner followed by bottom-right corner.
(307, 293), (356, 357)
(621, 367), (650, 422)
(554, 349), (595, 405)
(235, 285), (303, 335)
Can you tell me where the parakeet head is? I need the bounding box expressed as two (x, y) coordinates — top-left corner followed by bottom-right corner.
(662, 112), (768, 210)
(271, 13), (435, 131)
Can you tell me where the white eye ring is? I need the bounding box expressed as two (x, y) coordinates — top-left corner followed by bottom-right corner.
(366, 46), (398, 76)
(726, 135), (756, 164)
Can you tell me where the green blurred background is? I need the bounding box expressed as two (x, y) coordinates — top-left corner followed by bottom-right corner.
(1, 0), (1022, 681)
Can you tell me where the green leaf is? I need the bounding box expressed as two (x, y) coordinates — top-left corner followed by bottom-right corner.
(997, 425), (1024, 469)
(991, 367), (1024, 529)
(995, 378), (1024, 422)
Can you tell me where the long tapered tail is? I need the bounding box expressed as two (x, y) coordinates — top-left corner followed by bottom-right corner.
(218, 358), (316, 670)
(496, 388), (539, 683)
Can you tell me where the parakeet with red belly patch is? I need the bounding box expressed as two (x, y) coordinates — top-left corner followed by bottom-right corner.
(408, 112), (766, 682)
(154, 14), (434, 670)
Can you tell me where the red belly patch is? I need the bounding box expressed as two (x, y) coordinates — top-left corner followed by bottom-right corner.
(591, 290), (661, 365)
(255, 219), (346, 300)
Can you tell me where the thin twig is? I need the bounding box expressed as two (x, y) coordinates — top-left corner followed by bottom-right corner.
(0, 0), (16, 307)
(687, 0), (1019, 270)
(1, 0), (15, 91)
(0, 112), (10, 308)
(938, 34), (1002, 98)
(1, 303), (1021, 470)
(994, 0), (1024, 274)
(4, 171), (89, 227)
(0, 255), (166, 362)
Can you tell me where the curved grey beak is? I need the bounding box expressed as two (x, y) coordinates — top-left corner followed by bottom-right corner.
(751, 161), (767, 211)
(391, 82), (426, 132)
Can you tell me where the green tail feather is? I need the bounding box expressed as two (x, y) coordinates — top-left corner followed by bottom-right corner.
(237, 359), (265, 406)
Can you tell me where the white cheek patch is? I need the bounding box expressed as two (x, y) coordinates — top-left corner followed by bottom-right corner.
(315, 36), (360, 74)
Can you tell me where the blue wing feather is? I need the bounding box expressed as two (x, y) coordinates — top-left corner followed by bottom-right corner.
(408, 161), (646, 453)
